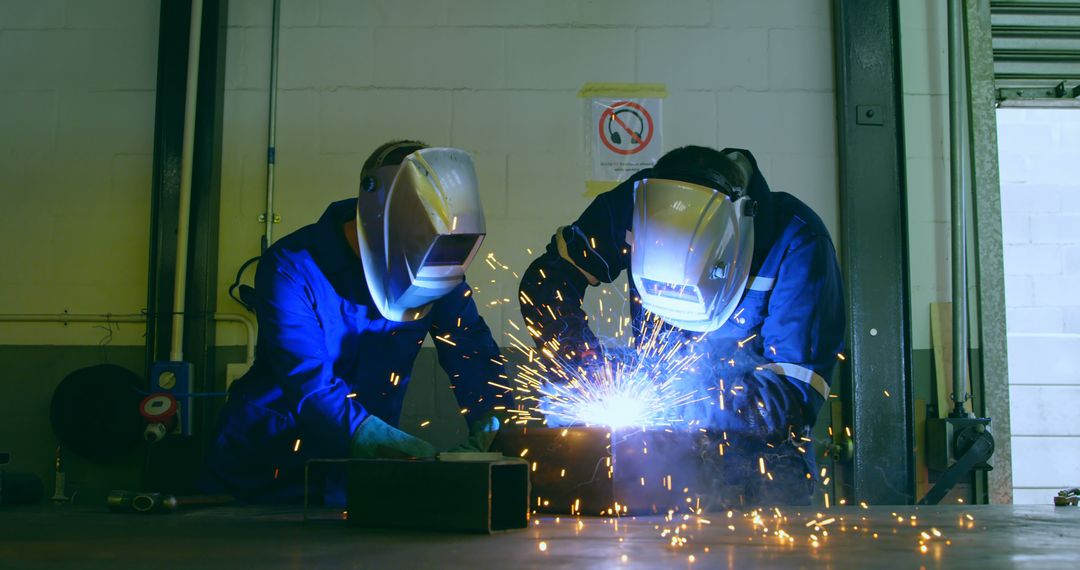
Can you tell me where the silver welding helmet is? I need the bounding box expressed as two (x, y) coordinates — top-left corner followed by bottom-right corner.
(629, 155), (755, 332)
(356, 147), (486, 322)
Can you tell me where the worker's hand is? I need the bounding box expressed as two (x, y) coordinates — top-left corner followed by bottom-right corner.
(568, 343), (636, 381)
(542, 324), (605, 378)
(351, 415), (435, 459)
(556, 343), (601, 380)
(469, 413), (501, 452)
(596, 344), (638, 368)
(716, 373), (808, 443)
(454, 412), (503, 452)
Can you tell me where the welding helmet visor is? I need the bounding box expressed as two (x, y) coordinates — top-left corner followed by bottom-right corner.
(630, 171), (754, 333)
(356, 147), (486, 321)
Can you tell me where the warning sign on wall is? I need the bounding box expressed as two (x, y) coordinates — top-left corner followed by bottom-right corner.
(580, 83), (666, 196)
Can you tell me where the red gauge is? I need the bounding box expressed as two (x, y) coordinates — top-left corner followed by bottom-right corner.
(140, 393), (178, 424)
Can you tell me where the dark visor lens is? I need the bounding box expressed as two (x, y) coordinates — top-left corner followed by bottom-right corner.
(640, 277), (701, 303)
(422, 234), (481, 267)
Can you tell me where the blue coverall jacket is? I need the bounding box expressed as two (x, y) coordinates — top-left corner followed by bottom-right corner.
(203, 199), (506, 502)
(518, 149), (845, 503)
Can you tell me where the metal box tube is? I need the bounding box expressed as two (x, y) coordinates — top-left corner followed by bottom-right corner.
(493, 427), (706, 515)
(345, 458), (529, 533)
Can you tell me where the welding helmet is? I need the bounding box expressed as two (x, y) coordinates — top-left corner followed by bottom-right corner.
(630, 151), (755, 332)
(356, 144), (486, 322)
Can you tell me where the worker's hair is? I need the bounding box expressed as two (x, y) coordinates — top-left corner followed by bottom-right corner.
(653, 145), (749, 190)
(360, 140), (428, 179)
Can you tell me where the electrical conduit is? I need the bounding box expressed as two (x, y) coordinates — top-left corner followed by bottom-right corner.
(264, 0), (281, 249)
(170, 0), (204, 363)
(0, 313), (255, 366)
(947, 0), (971, 417)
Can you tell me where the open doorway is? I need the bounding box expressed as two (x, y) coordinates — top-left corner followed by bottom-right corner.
(999, 107), (1080, 504)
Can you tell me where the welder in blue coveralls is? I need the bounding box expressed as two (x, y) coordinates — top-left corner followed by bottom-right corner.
(203, 141), (509, 503)
(519, 146), (845, 506)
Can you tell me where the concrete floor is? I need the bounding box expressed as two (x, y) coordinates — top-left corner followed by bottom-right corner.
(1, 504), (1078, 569)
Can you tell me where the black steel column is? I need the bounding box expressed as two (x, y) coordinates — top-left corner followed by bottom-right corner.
(146, 0), (187, 371)
(833, 0), (915, 504)
(145, 0), (228, 492)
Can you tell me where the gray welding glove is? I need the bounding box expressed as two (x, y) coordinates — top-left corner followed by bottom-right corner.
(454, 412), (503, 452)
(351, 415), (435, 459)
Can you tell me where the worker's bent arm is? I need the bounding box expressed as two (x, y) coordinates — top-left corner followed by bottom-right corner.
(518, 177), (640, 362)
(715, 233), (846, 441)
(254, 251), (370, 457)
(428, 282), (510, 424)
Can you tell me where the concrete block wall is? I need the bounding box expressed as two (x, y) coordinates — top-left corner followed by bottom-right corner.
(218, 0), (838, 436)
(0, 0), (159, 346)
(0, 0), (158, 499)
(0, 0), (840, 449)
(999, 108), (1080, 504)
(217, 0), (839, 352)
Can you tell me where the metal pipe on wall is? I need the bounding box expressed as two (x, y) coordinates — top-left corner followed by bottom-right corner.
(948, 0), (972, 418)
(0, 314), (147, 325)
(0, 313), (255, 366)
(212, 313), (256, 365)
(170, 0), (206, 363)
(263, 0), (281, 249)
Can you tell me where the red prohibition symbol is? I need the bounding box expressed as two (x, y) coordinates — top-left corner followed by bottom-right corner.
(599, 100), (654, 156)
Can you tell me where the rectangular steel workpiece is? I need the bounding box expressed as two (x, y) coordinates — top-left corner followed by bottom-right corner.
(345, 458), (530, 533)
(492, 427), (705, 516)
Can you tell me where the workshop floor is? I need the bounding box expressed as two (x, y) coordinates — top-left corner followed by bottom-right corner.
(1, 504), (1078, 569)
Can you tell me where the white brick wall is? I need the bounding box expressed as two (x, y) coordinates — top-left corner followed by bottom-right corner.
(1007, 334), (1080, 384)
(215, 0), (841, 349)
(1010, 437), (1080, 488)
(0, 0), (158, 345)
(1000, 107), (1080, 504)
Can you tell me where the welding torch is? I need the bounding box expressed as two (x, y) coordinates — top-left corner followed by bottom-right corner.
(107, 490), (233, 513)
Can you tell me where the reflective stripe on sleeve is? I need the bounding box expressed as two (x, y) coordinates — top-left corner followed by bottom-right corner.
(555, 226), (600, 286)
(760, 362), (830, 399)
(747, 275), (776, 292)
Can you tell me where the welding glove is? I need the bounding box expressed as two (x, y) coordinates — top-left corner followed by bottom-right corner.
(713, 372), (809, 443)
(561, 340), (603, 378)
(350, 415), (436, 459)
(597, 344), (639, 368)
(454, 413), (503, 452)
(569, 343), (636, 382)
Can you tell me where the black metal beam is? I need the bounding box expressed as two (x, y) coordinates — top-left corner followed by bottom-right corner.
(186, 0), (228, 468)
(833, 0), (915, 504)
(145, 0), (228, 493)
(146, 0), (188, 372)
